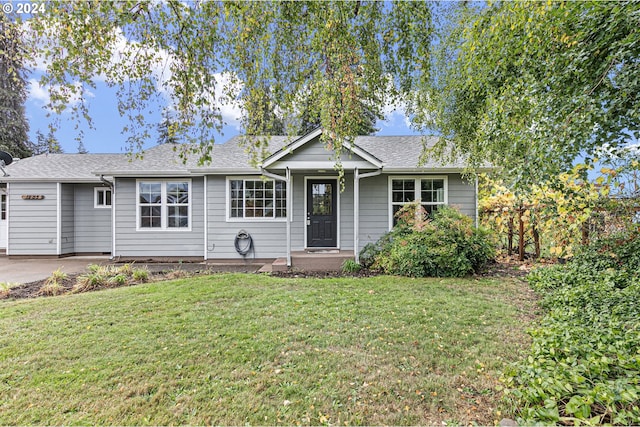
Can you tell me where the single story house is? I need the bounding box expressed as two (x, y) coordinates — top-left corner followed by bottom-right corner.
(0, 128), (479, 267)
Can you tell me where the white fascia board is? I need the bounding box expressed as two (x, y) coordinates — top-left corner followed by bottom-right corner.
(344, 142), (383, 168)
(1, 177), (105, 183)
(268, 160), (378, 170)
(261, 128), (324, 168)
(94, 171), (195, 177)
(191, 168), (261, 175)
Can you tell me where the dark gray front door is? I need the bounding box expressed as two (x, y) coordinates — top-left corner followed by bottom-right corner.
(307, 179), (337, 247)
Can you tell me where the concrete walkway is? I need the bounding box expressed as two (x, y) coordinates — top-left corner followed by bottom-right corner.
(0, 256), (110, 284)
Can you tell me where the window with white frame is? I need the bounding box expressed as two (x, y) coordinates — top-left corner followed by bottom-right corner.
(390, 177), (447, 227)
(137, 180), (190, 229)
(228, 178), (286, 219)
(1, 194), (6, 220)
(94, 187), (112, 208)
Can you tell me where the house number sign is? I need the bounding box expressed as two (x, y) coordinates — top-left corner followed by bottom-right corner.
(21, 195), (45, 200)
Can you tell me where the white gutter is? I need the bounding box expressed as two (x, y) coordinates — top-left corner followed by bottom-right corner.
(56, 182), (61, 255)
(261, 168), (292, 267)
(112, 178), (117, 258)
(354, 168), (383, 263)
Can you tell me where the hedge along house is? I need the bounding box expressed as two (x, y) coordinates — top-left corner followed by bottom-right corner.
(0, 128), (480, 268)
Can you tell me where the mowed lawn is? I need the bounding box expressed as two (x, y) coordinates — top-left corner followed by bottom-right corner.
(0, 273), (536, 425)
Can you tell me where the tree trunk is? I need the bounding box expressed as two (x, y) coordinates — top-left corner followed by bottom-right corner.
(518, 208), (525, 262)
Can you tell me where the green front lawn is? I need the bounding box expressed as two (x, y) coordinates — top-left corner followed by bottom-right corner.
(0, 274), (535, 425)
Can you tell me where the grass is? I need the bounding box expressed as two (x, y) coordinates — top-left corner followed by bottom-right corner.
(0, 273), (536, 425)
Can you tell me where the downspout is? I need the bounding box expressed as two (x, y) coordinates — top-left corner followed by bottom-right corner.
(203, 176), (208, 261)
(354, 168), (383, 263)
(261, 168), (292, 267)
(100, 175), (116, 259)
(56, 182), (61, 255)
(100, 175), (113, 189)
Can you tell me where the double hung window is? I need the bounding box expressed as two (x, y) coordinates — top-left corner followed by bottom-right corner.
(138, 180), (190, 229)
(390, 177), (447, 227)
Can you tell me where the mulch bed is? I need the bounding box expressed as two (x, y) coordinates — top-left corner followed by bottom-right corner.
(4, 257), (540, 300)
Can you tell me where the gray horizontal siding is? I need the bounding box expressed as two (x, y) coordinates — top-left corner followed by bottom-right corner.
(60, 184), (74, 254)
(356, 173), (477, 252)
(284, 136), (366, 163)
(339, 175), (354, 250)
(74, 184), (112, 253)
(358, 174), (389, 251)
(207, 176), (287, 259)
(8, 182), (58, 255)
(447, 174), (476, 220)
(114, 177), (204, 257)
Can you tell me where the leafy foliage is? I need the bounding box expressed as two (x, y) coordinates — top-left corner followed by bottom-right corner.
(480, 163), (637, 259)
(26, 1), (432, 167)
(362, 204), (495, 277)
(425, 1), (640, 186)
(340, 258), (361, 274)
(503, 229), (640, 425)
(0, 14), (32, 158)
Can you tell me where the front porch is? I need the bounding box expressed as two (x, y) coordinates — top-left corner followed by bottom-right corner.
(262, 250), (355, 273)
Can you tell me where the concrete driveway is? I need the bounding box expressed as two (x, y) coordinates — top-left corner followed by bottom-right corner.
(0, 256), (110, 284)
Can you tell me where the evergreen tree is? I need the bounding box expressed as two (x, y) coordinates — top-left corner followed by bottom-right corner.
(77, 140), (87, 154)
(32, 130), (63, 155)
(157, 110), (180, 144)
(0, 15), (31, 158)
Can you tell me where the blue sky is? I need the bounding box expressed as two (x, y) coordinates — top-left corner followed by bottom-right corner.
(25, 77), (421, 155)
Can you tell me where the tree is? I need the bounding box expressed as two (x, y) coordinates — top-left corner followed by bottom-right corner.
(423, 1), (640, 186)
(0, 14), (32, 159)
(26, 1), (432, 165)
(77, 141), (88, 154)
(32, 129), (63, 155)
(157, 109), (181, 145)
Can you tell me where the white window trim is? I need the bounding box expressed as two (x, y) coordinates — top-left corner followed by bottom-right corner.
(225, 176), (288, 222)
(136, 179), (192, 231)
(388, 175), (448, 230)
(94, 187), (112, 209)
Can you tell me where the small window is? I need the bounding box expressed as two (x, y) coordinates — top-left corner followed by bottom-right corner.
(94, 188), (112, 208)
(228, 178), (286, 220)
(1, 194), (6, 220)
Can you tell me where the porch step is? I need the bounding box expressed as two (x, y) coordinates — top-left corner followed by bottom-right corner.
(270, 257), (289, 273)
(291, 250), (354, 272)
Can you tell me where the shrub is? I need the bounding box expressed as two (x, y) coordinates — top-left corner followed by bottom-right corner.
(108, 274), (128, 287)
(132, 268), (150, 283)
(0, 282), (19, 298)
(341, 259), (361, 273)
(73, 272), (109, 293)
(503, 230), (640, 425)
(361, 204), (495, 277)
(39, 268), (68, 296)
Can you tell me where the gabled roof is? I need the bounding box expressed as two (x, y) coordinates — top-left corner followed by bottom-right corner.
(260, 128), (384, 170)
(1, 130), (477, 182)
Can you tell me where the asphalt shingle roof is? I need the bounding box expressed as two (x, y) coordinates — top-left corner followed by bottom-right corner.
(1, 134), (471, 182)
(1, 153), (124, 182)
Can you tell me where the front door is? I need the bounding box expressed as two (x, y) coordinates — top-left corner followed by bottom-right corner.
(307, 179), (337, 248)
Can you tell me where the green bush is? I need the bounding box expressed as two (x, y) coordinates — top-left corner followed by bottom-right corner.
(361, 204), (495, 277)
(503, 230), (640, 425)
(341, 259), (362, 273)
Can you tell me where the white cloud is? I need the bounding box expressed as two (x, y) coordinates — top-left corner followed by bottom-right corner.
(28, 78), (94, 111)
